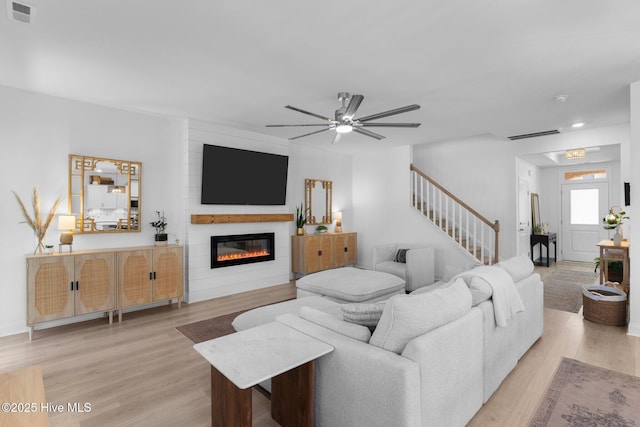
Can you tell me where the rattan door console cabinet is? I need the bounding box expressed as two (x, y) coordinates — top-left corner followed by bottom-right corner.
(26, 245), (183, 339)
(291, 232), (357, 275)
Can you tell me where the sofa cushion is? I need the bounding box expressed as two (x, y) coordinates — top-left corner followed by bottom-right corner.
(341, 301), (387, 327)
(468, 276), (493, 306)
(232, 296), (342, 331)
(497, 256), (534, 283)
(296, 267), (406, 303)
(300, 306), (372, 342)
(369, 277), (472, 354)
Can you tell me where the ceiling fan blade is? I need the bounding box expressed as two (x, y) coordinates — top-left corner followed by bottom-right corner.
(289, 127), (331, 140)
(285, 105), (333, 122)
(353, 127), (385, 140)
(360, 122), (421, 128)
(357, 104), (421, 122)
(343, 94), (364, 119)
(266, 124), (331, 127)
(331, 132), (342, 144)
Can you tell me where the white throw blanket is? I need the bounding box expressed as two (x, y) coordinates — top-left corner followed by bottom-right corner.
(459, 266), (525, 327)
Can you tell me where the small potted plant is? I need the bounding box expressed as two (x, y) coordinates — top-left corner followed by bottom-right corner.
(315, 225), (328, 234)
(150, 211), (168, 245)
(295, 203), (307, 236)
(45, 244), (54, 255)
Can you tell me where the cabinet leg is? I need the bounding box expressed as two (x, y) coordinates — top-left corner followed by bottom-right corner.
(28, 326), (33, 342)
(178, 299), (182, 309)
(118, 310), (123, 323)
(108, 311), (113, 324)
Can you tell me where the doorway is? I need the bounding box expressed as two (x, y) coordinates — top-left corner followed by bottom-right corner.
(561, 181), (609, 262)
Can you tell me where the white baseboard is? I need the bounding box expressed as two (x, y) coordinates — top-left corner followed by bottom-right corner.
(0, 320), (29, 338)
(627, 322), (640, 337)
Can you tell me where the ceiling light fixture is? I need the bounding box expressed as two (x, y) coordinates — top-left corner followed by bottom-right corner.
(335, 123), (353, 134)
(565, 149), (586, 160)
(571, 122), (585, 128)
(555, 94), (568, 103)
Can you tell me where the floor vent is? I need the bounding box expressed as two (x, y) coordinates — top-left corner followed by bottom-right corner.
(8, 1), (33, 24)
(508, 129), (560, 140)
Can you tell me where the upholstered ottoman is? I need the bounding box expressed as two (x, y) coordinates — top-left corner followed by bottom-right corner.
(296, 267), (406, 303)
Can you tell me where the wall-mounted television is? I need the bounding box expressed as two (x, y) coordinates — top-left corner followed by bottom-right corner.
(201, 144), (289, 205)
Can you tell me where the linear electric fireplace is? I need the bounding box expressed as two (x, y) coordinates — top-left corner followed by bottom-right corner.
(210, 232), (275, 269)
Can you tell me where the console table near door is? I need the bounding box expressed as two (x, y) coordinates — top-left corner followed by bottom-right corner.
(194, 321), (334, 427)
(530, 233), (557, 267)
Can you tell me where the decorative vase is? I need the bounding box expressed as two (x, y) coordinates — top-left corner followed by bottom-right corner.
(613, 229), (622, 246)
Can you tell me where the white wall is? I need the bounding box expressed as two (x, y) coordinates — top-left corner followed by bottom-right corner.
(516, 158), (540, 258)
(352, 145), (478, 278)
(628, 81), (639, 336)
(184, 119), (353, 303)
(413, 134), (518, 259)
(0, 85), (184, 337)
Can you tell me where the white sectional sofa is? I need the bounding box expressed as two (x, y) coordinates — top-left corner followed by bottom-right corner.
(233, 255), (543, 426)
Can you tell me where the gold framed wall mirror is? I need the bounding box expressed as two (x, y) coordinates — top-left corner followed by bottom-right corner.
(531, 192), (541, 233)
(305, 178), (332, 225)
(69, 154), (141, 234)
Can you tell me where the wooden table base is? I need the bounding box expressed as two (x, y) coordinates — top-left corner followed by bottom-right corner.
(210, 361), (315, 427)
(271, 360), (315, 427)
(211, 366), (252, 427)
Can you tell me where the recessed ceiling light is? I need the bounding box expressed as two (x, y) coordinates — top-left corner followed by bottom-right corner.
(555, 94), (568, 103)
(571, 122), (585, 128)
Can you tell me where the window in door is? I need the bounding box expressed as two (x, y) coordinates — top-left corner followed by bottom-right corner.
(564, 169), (607, 181)
(570, 188), (600, 225)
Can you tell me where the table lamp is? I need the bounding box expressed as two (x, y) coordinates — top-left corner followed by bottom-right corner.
(58, 215), (76, 251)
(334, 211), (343, 233)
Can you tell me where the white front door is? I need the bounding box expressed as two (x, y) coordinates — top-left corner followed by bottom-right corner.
(561, 181), (609, 262)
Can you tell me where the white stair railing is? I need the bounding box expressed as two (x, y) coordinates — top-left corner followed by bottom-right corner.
(411, 164), (500, 265)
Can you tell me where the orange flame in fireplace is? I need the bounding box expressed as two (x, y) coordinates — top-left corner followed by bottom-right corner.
(217, 250), (270, 262)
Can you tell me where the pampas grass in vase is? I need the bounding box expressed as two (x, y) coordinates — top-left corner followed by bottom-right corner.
(13, 186), (62, 254)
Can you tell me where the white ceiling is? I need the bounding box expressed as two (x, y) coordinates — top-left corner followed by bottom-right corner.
(1, 1), (640, 154)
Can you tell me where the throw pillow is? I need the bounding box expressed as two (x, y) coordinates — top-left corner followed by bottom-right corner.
(341, 301), (387, 327)
(394, 248), (409, 263)
(369, 278), (472, 354)
(299, 306), (372, 342)
(497, 255), (534, 282)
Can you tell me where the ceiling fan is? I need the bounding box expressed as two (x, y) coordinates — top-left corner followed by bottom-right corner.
(266, 92), (421, 144)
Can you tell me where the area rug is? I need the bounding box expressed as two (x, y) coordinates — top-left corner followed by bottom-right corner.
(530, 358), (640, 426)
(543, 269), (598, 313)
(176, 310), (247, 344)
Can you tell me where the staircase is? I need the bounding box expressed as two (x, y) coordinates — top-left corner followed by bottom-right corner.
(410, 164), (500, 265)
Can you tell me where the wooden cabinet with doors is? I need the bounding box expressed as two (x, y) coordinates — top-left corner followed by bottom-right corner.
(333, 233), (357, 267)
(291, 232), (357, 275)
(117, 245), (183, 321)
(26, 245), (183, 339)
(27, 251), (116, 339)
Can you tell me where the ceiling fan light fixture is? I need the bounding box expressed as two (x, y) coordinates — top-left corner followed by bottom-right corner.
(336, 123), (353, 134)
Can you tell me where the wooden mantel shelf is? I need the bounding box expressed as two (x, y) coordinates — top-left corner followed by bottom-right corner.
(191, 214), (294, 224)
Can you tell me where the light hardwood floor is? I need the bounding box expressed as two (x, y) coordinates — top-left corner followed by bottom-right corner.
(1, 264), (638, 426)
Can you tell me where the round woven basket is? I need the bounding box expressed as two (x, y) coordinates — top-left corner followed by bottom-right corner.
(582, 285), (627, 326)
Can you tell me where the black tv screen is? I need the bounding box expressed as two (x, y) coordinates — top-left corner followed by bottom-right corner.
(201, 144), (289, 205)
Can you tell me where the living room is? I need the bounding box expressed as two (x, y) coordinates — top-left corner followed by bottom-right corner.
(2, 2), (640, 426)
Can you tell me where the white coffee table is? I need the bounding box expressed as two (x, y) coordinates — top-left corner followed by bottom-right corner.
(194, 321), (334, 427)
